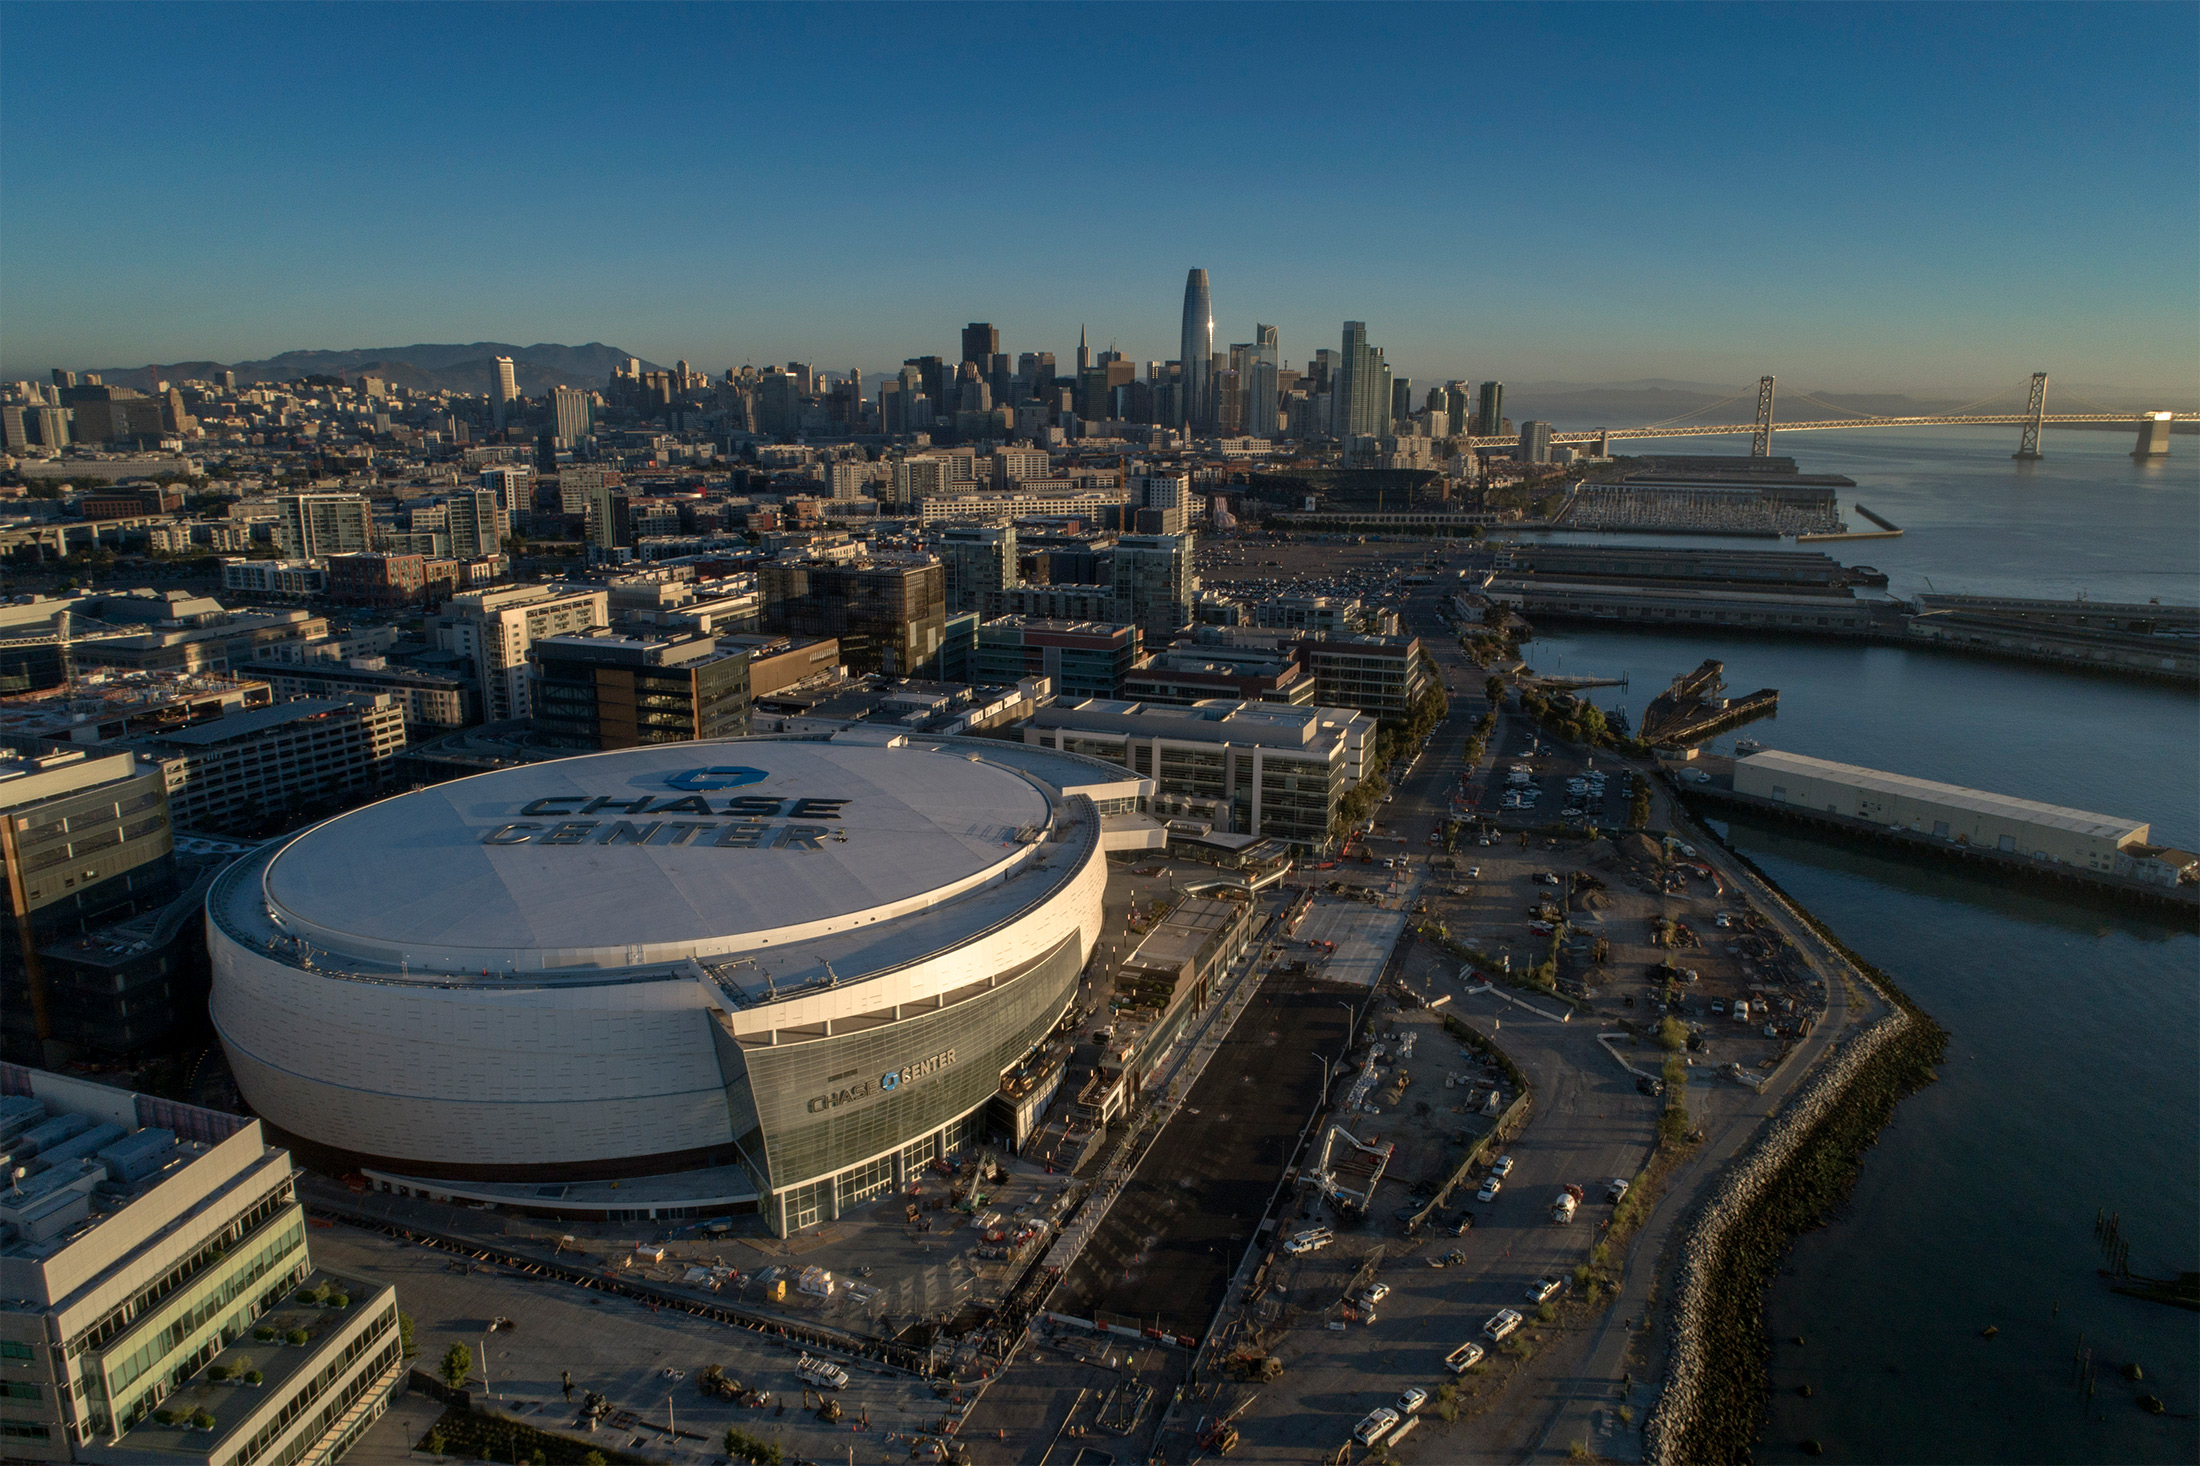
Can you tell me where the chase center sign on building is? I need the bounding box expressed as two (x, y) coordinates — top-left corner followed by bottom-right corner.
(208, 733), (1142, 1233)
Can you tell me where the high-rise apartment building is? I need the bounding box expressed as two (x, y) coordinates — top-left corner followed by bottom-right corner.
(493, 355), (518, 429)
(935, 524), (1020, 614)
(1242, 324), (1279, 438)
(1334, 322), (1392, 440)
(439, 488), (504, 560)
(272, 494), (371, 558)
(0, 1069), (405, 1465)
(1475, 381), (1505, 437)
(551, 385), (593, 444)
(435, 583), (610, 721)
(1518, 420), (1553, 464)
(1178, 270), (1213, 430)
(1111, 532), (1197, 635)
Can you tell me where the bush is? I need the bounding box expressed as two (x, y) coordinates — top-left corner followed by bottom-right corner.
(1656, 1016), (1687, 1051)
(191, 1409), (217, 1430)
(582, 1454), (605, 1466)
(440, 1343), (472, 1390)
(254, 1325), (276, 1341)
(1658, 1102), (1693, 1143)
(155, 1409), (178, 1426)
(244, 1370), (264, 1386)
(399, 1311), (416, 1358)
(327, 1293), (349, 1308)
(208, 1364), (232, 1381)
(722, 1428), (782, 1465)
(285, 1329), (310, 1347)
(424, 1429), (446, 1455)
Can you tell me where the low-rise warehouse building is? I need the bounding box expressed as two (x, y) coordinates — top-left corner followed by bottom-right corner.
(1732, 749), (2149, 872)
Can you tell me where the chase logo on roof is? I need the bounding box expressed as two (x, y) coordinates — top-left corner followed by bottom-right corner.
(665, 766), (770, 791)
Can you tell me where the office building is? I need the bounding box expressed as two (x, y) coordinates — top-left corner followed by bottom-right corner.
(0, 751), (180, 1065)
(493, 355), (518, 430)
(1475, 381), (1505, 437)
(207, 736), (1147, 1235)
(935, 524), (1020, 615)
(439, 488), (504, 560)
(58, 388), (164, 445)
(251, 656), (474, 734)
(1111, 533), (1197, 635)
(218, 560), (326, 601)
(271, 494), (370, 558)
(972, 618), (1141, 698)
(34, 407), (72, 449)
(0, 1069), (403, 1464)
(435, 584), (610, 721)
(1519, 420), (1553, 465)
(125, 697), (407, 832)
(960, 323), (999, 364)
(530, 629), (751, 750)
(1178, 270), (1212, 430)
(1293, 633), (1439, 721)
(760, 557), (946, 677)
(1025, 697), (1373, 848)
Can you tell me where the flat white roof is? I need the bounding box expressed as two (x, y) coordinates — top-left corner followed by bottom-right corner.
(1736, 749), (2146, 843)
(262, 740), (1052, 969)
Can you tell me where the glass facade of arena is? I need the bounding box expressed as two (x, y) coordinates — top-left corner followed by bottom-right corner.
(723, 933), (1083, 1234)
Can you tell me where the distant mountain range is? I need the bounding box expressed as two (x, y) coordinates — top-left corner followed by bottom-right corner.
(94, 342), (659, 396)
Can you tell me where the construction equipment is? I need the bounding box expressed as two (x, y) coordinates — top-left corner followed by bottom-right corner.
(803, 1387), (843, 1423)
(699, 1364), (739, 1400)
(1226, 1351), (1282, 1381)
(1197, 1393), (1258, 1455)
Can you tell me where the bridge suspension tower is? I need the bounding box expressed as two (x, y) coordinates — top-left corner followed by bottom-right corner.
(1750, 376), (1776, 457)
(2014, 371), (2048, 459)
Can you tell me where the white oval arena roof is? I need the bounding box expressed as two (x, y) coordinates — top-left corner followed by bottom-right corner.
(261, 741), (1053, 971)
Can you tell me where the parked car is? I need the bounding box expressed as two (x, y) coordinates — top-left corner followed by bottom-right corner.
(1357, 1283), (1392, 1308)
(1527, 1275), (1568, 1304)
(1490, 1155), (1515, 1178)
(1476, 1177), (1503, 1203)
(1397, 1386), (1428, 1415)
(1482, 1308), (1523, 1342)
(1444, 1341), (1486, 1374)
(1607, 1178), (1631, 1204)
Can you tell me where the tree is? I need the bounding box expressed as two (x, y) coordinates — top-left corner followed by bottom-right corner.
(1656, 1016), (1687, 1051)
(398, 1311), (416, 1357)
(440, 1342), (472, 1390)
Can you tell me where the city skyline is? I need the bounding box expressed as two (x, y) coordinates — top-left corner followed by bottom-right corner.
(1, 4), (2193, 398)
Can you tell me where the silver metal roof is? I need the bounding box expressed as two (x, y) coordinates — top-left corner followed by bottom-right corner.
(261, 740), (1052, 969)
(1736, 749), (2146, 842)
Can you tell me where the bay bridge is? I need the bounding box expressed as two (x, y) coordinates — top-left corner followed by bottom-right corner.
(1463, 373), (2183, 459)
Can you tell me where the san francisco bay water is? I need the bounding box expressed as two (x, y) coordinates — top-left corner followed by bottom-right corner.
(1509, 425), (2198, 1462)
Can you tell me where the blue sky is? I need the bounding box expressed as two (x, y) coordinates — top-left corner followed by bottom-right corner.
(3, 2), (2194, 400)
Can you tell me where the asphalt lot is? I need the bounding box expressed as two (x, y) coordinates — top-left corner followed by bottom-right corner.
(1051, 965), (1361, 1340)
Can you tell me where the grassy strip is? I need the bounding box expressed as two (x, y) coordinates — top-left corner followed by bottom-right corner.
(418, 1404), (650, 1465)
(1673, 833), (1949, 1465)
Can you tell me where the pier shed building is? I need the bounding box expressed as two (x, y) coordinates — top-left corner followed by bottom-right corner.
(1732, 750), (2148, 872)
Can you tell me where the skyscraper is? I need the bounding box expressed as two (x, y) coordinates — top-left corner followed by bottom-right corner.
(1244, 324), (1279, 438)
(1334, 321), (1391, 440)
(493, 356), (518, 430)
(961, 323), (999, 364)
(1475, 381), (1505, 437)
(1076, 326), (1090, 376)
(1179, 269), (1212, 431)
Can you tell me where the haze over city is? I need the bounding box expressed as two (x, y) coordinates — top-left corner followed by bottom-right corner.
(2, 2), (2195, 400)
